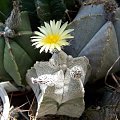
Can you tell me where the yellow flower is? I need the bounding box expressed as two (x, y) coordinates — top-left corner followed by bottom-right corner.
(31, 20), (74, 53)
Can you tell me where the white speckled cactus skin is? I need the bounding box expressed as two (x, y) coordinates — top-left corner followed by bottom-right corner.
(26, 50), (90, 118)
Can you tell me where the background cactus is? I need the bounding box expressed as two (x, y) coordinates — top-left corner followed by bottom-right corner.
(35, 0), (81, 23)
(0, 0), (12, 22)
(0, 1), (50, 87)
(64, 0), (120, 83)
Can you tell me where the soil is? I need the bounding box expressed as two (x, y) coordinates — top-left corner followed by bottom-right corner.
(8, 90), (35, 120)
(37, 115), (79, 120)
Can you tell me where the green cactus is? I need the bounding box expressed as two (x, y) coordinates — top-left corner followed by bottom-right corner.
(0, 0), (12, 22)
(35, 0), (66, 22)
(0, 26), (12, 81)
(0, 1), (50, 86)
(35, 0), (81, 23)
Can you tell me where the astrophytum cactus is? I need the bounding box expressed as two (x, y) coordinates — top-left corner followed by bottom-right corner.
(26, 50), (90, 118)
(64, 0), (120, 83)
(34, 0), (81, 23)
(0, 1), (47, 86)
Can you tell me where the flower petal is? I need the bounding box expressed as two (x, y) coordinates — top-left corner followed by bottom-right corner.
(60, 29), (74, 36)
(45, 44), (50, 53)
(50, 20), (56, 33)
(61, 34), (74, 40)
(40, 46), (46, 53)
(44, 22), (52, 34)
(38, 27), (48, 35)
(56, 20), (62, 30)
(59, 22), (68, 35)
(58, 40), (69, 46)
(34, 31), (45, 37)
(32, 42), (39, 46)
(31, 39), (40, 42)
(49, 44), (54, 52)
(36, 44), (42, 48)
(31, 36), (42, 39)
(55, 44), (61, 51)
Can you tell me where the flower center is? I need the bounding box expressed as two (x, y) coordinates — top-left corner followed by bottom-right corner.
(43, 34), (61, 44)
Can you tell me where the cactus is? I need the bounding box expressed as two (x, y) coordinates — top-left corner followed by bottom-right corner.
(35, 0), (81, 23)
(0, 0), (12, 22)
(64, 0), (120, 83)
(26, 50), (90, 118)
(0, 1), (50, 87)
